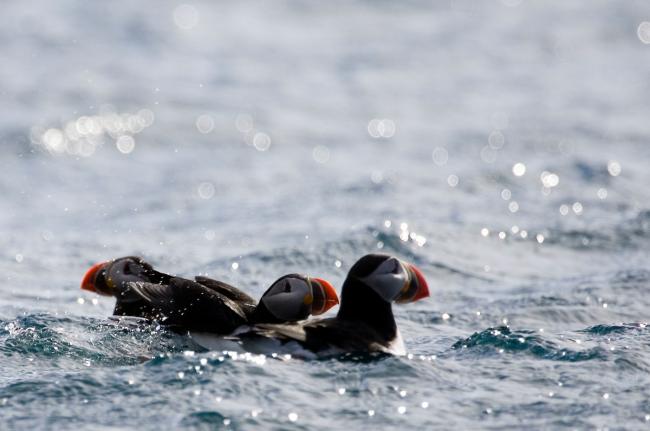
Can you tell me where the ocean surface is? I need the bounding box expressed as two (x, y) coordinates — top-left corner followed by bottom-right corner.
(2, 0), (650, 429)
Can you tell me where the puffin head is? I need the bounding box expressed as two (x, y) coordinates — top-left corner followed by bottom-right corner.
(352, 254), (429, 304)
(81, 256), (162, 296)
(256, 274), (339, 322)
(340, 253), (429, 309)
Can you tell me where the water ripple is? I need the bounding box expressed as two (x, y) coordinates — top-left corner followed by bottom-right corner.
(452, 326), (607, 362)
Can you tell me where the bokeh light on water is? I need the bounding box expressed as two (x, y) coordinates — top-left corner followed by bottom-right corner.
(31, 108), (154, 156)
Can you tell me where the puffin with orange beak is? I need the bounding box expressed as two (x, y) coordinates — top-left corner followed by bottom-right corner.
(81, 256), (338, 334)
(228, 253), (430, 356)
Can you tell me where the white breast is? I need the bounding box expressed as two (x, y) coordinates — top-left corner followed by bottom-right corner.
(189, 332), (247, 352)
(384, 329), (407, 356)
(190, 327), (406, 358)
(189, 330), (324, 359)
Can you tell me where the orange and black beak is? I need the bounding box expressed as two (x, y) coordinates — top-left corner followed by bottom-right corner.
(80, 261), (112, 296)
(396, 263), (430, 304)
(310, 278), (339, 315)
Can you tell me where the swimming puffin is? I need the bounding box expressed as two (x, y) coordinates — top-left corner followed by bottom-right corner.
(229, 253), (429, 357)
(80, 256), (339, 334)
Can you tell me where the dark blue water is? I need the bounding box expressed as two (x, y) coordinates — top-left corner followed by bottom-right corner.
(2, 0), (650, 429)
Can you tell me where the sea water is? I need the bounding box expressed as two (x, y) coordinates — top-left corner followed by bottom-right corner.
(2, 1), (650, 429)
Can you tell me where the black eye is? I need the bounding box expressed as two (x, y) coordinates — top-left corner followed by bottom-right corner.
(284, 281), (291, 292)
(374, 258), (401, 276)
(383, 259), (399, 274)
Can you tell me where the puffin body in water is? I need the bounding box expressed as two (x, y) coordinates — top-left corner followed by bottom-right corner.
(223, 253), (429, 357)
(80, 256), (338, 334)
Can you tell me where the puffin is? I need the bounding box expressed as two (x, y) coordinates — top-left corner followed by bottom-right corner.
(227, 253), (429, 357)
(80, 256), (339, 334)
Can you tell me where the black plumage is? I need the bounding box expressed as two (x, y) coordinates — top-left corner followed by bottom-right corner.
(232, 253), (430, 356)
(81, 256), (338, 335)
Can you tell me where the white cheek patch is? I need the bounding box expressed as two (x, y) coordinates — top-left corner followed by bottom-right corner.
(261, 278), (310, 321)
(358, 258), (409, 302)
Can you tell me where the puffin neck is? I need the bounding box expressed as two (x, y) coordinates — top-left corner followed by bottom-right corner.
(249, 302), (282, 324)
(336, 278), (397, 340)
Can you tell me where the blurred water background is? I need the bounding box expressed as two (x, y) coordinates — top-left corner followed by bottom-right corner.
(2, 0), (650, 429)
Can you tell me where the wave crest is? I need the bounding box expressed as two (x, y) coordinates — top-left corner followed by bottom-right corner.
(452, 326), (607, 361)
